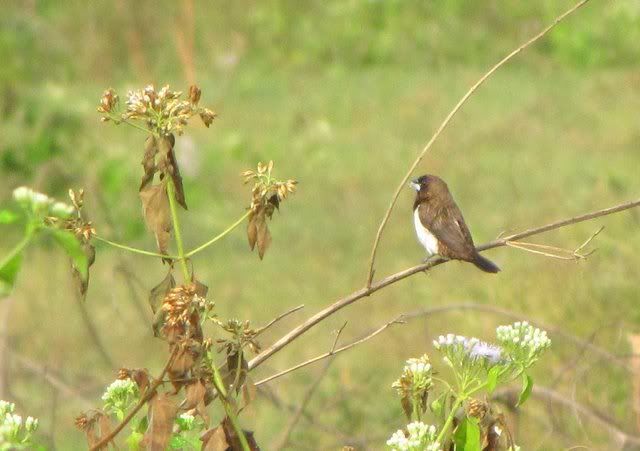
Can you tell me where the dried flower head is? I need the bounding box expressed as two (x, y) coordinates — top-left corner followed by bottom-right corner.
(467, 398), (488, 419)
(98, 84), (216, 136)
(160, 283), (210, 342)
(243, 161), (298, 259)
(215, 318), (261, 355)
(392, 354), (433, 420)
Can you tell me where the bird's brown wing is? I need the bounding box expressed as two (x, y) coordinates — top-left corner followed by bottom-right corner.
(417, 201), (476, 259)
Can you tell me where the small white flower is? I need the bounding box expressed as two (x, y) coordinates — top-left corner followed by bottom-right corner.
(25, 416), (38, 433)
(12, 186), (33, 204)
(31, 192), (52, 210)
(50, 201), (75, 218)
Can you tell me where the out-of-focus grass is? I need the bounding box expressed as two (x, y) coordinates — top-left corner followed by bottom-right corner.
(2, 1), (640, 449)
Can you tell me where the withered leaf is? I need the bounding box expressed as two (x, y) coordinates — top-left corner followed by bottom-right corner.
(200, 425), (228, 451)
(193, 278), (208, 298)
(221, 417), (260, 451)
(185, 379), (209, 425)
(149, 270), (175, 313)
(132, 369), (151, 394)
(140, 184), (172, 256)
(159, 135), (187, 210)
(97, 414), (113, 447)
(247, 212), (258, 251)
(401, 396), (413, 422)
(256, 214), (271, 260)
(143, 392), (178, 451)
(223, 351), (248, 395)
(241, 378), (257, 410)
(140, 136), (158, 191)
(168, 346), (197, 391)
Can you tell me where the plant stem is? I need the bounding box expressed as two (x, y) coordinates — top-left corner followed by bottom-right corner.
(211, 361), (251, 451)
(185, 210), (250, 258)
(0, 231), (32, 271)
(106, 113), (155, 135)
(94, 235), (179, 259)
(436, 396), (464, 445)
(166, 179), (190, 280)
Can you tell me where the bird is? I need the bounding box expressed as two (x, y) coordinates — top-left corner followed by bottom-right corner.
(410, 174), (500, 273)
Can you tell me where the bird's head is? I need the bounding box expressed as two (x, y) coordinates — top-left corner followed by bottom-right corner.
(409, 174), (449, 201)
(409, 174), (436, 192)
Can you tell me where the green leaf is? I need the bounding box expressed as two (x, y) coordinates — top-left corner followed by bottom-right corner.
(0, 252), (22, 297)
(517, 373), (534, 407)
(0, 209), (19, 225)
(453, 416), (481, 451)
(486, 366), (501, 393)
(51, 229), (88, 282)
(430, 392), (447, 421)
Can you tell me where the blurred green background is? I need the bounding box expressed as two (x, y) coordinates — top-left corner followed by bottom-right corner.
(1, 0), (640, 449)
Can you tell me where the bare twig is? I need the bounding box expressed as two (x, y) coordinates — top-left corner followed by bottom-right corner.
(11, 352), (94, 410)
(365, 0), (593, 287)
(249, 198), (640, 372)
(255, 304), (305, 338)
(254, 316), (404, 386)
(505, 225), (604, 260)
(273, 355), (336, 450)
(493, 385), (640, 446)
(89, 347), (179, 451)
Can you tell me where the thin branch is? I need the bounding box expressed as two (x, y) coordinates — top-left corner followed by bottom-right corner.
(249, 198), (640, 372)
(273, 355), (336, 450)
(254, 316), (404, 386)
(185, 210), (250, 258)
(255, 304), (305, 338)
(89, 347), (179, 451)
(492, 385), (640, 446)
(365, 0), (593, 287)
(94, 235), (178, 260)
(11, 351), (94, 410)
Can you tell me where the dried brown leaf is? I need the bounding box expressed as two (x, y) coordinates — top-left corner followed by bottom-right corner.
(159, 135), (188, 210)
(149, 270), (175, 313)
(132, 369), (151, 394)
(193, 279), (209, 298)
(256, 216), (271, 260)
(140, 184), (172, 255)
(200, 425), (228, 451)
(221, 417), (260, 451)
(241, 378), (257, 409)
(223, 352), (248, 395)
(143, 393), (178, 451)
(185, 379), (209, 425)
(140, 136), (159, 191)
(247, 213), (258, 251)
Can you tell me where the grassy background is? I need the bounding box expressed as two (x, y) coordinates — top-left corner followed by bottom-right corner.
(2, 1), (640, 449)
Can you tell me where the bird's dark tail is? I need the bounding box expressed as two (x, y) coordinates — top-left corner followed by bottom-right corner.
(473, 253), (500, 273)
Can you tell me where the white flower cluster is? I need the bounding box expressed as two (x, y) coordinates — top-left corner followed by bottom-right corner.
(386, 422), (441, 451)
(0, 400), (38, 448)
(392, 355), (432, 395)
(101, 378), (139, 414)
(12, 186), (74, 218)
(433, 334), (504, 370)
(496, 321), (551, 366)
(176, 413), (196, 431)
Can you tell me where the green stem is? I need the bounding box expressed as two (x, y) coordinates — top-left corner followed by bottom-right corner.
(185, 211), (250, 258)
(211, 362), (251, 451)
(107, 113), (156, 136)
(0, 231), (33, 270)
(166, 180), (190, 280)
(436, 396), (464, 445)
(94, 235), (179, 260)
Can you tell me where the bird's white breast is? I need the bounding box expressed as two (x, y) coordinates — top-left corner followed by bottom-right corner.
(414, 209), (439, 256)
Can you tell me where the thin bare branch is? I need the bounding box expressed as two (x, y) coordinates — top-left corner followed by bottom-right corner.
(254, 316), (404, 386)
(255, 304), (305, 338)
(493, 385), (640, 446)
(365, 0), (593, 287)
(89, 347), (179, 451)
(249, 198), (640, 372)
(273, 356), (336, 450)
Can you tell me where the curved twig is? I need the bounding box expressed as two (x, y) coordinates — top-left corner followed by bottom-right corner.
(249, 198), (640, 372)
(89, 347), (179, 451)
(365, 0), (592, 287)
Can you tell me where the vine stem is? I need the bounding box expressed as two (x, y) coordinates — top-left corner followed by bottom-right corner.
(167, 178), (250, 450)
(166, 179), (190, 280)
(210, 361), (251, 451)
(186, 210), (250, 258)
(435, 396), (464, 445)
(0, 230), (32, 272)
(94, 235), (179, 260)
(365, 0), (592, 287)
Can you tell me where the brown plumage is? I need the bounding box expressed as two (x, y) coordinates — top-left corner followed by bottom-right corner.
(410, 174), (500, 273)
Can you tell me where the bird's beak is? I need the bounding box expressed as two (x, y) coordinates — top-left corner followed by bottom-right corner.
(409, 179), (421, 191)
